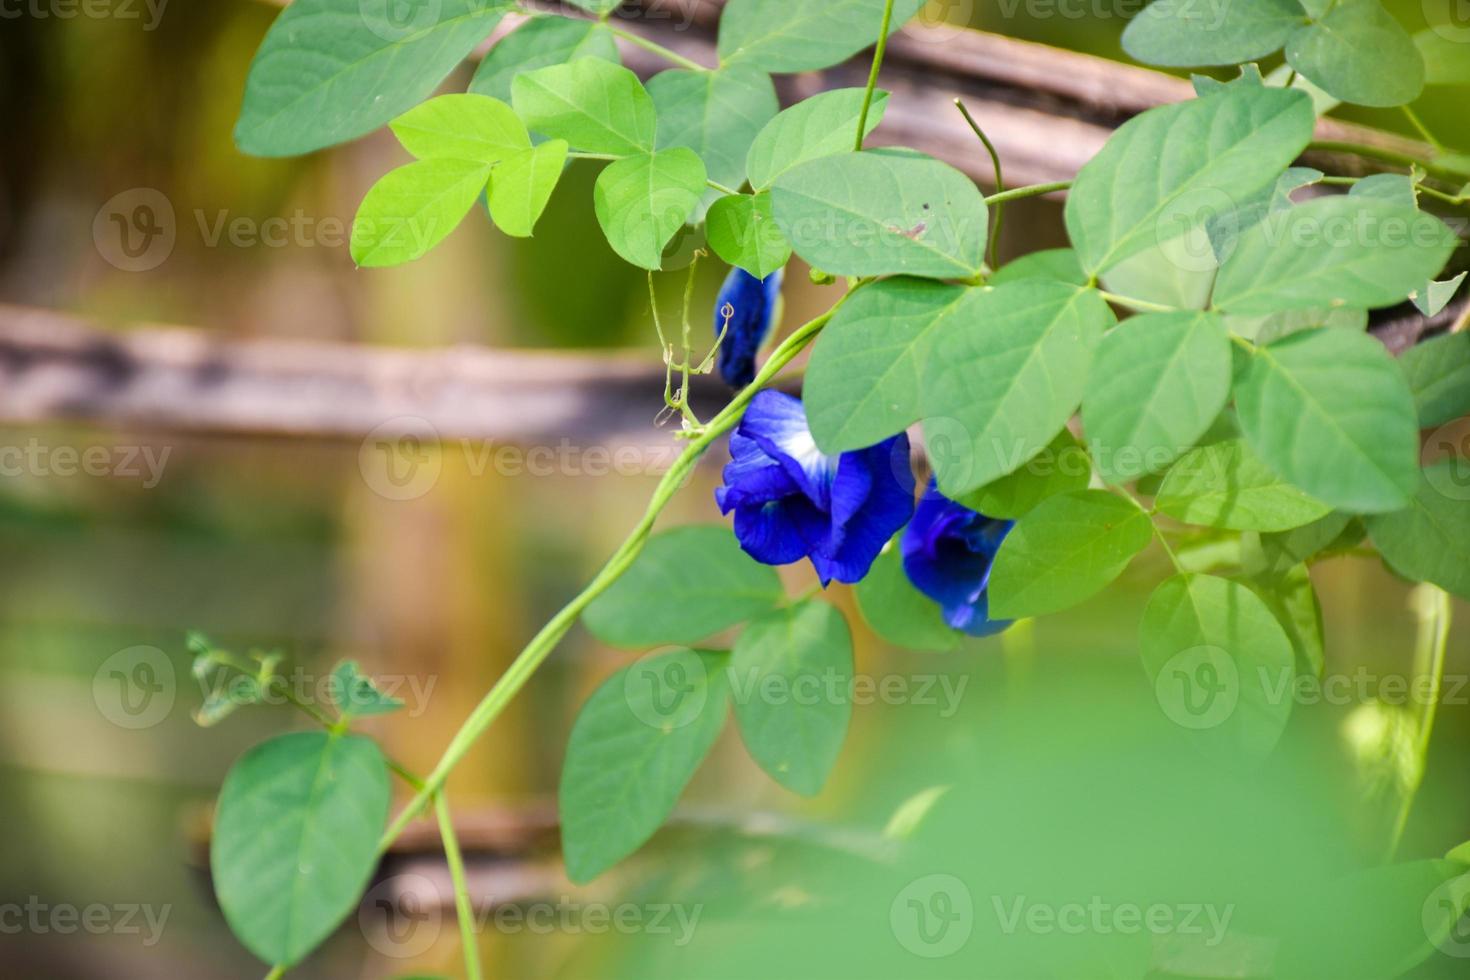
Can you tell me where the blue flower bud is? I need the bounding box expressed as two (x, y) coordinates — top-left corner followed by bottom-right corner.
(901, 481), (1014, 637)
(714, 267), (783, 388)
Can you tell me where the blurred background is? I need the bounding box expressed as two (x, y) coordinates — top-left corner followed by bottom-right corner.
(1, 0), (1468, 977)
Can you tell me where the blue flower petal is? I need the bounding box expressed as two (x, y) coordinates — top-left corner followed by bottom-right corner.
(715, 268), (783, 388)
(810, 435), (914, 584)
(732, 499), (817, 566)
(740, 390), (837, 510)
(901, 480), (1013, 638)
(716, 431), (799, 512)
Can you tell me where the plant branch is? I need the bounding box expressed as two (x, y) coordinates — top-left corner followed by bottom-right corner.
(1386, 585), (1452, 860)
(854, 0), (898, 151)
(436, 791), (483, 980)
(983, 181), (1070, 205)
(955, 99), (1005, 269)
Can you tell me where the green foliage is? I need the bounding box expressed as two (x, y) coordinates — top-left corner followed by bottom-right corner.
(331, 661), (406, 718)
(989, 490), (1154, 619)
(390, 94), (530, 162)
(211, 732), (390, 965)
(706, 192), (791, 278)
(1400, 332), (1470, 428)
(583, 526), (784, 647)
(746, 88), (889, 191)
(717, 0), (925, 73)
(351, 158), (494, 267)
(649, 66), (779, 200)
(593, 149), (709, 269)
(1284, 0), (1424, 107)
(958, 429), (1093, 520)
(990, 248), (1086, 286)
(470, 16), (619, 102)
(1122, 0), (1304, 67)
(855, 542), (958, 651)
(730, 601), (854, 795)
(1417, 28), (1470, 86)
(771, 149), (989, 279)
(559, 649), (730, 883)
(1365, 462), (1470, 600)
(487, 140), (570, 238)
(513, 59), (657, 155)
(1156, 439), (1334, 532)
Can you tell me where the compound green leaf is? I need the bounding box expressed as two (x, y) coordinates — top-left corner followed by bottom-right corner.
(560, 649), (730, 883)
(513, 58), (657, 155)
(583, 525), (783, 647)
(1400, 331), (1470, 427)
(718, 0), (925, 73)
(487, 139), (570, 238)
(771, 149), (988, 279)
(988, 489), (1154, 619)
(1122, 0), (1306, 67)
(855, 541), (958, 652)
(391, 94), (529, 162)
(706, 192), (791, 278)
(469, 16), (619, 103)
(730, 601), (854, 795)
(1156, 439), (1334, 531)
(594, 148), (708, 269)
(1065, 85), (1315, 276)
(1212, 197), (1458, 314)
(212, 732), (390, 966)
(649, 65), (779, 197)
(1365, 462), (1470, 599)
(1235, 328), (1419, 513)
(746, 88), (889, 191)
(921, 281), (1113, 497)
(235, 0), (509, 156)
(1081, 311), (1232, 484)
(351, 158), (493, 267)
(958, 429), (1094, 520)
(1286, 0), (1426, 107)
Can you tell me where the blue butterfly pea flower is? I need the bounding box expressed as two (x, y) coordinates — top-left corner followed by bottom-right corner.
(714, 267), (783, 388)
(716, 390), (915, 585)
(902, 481), (1015, 637)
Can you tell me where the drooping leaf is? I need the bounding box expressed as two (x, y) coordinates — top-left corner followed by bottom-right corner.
(706, 192), (792, 278)
(1412, 273), (1467, 318)
(331, 661), (405, 718)
(212, 732), (390, 965)
(512, 59), (657, 155)
(583, 525), (784, 647)
(390, 93), (529, 162)
(593, 148), (709, 269)
(1156, 439), (1334, 531)
(958, 429), (1094, 520)
(1365, 462), (1470, 599)
(988, 489), (1154, 619)
(469, 16), (619, 103)
(1065, 85), (1315, 276)
(771, 149), (988, 280)
(350, 158), (493, 267)
(487, 139), (570, 238)
(1285, 0), (1426, 107)
(649, 65), (779, 198)
(855, 541), (958, 652)
(235, 0), (509, 156)
(1139, 573), (1295, 756)
(1212, 197), (1458, 314)
(746, 88), (890, 191)
(805, 278), (972, 453)
(1234, 328), (1420, 513)
(717, 0), (926, 73)
(1081, 311), (1233, 484)
(921, 281), (1113, 497)
(559, 649), (730, 883)
(1400, 331), (1470, 427)
(729, 601), (854, 795)
(1122, 0), (1305, 67)
(990, 248), (1087, 286)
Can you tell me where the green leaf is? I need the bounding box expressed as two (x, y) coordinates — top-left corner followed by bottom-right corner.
(1122, 0), (1305, 67)
(1349, 172), (1419, 209)
(770, 149), (988, 279)
(718, 0), (925, 73)
(1285, 0), (1425, 107)
(583, 525), (784, 647)
(594, 148), (708, 270)
(1212, 197), (1458, 314)
(331, 661), (405, 718)
(559, 649), (730, 883)
(1257, 511), (1354, 574)
(921, 281), (1113, 497)
(1254, 562), (1326, 678)
(486, 139), (570, 238)
(1417, 28), (1470, 86)
(1139, 574), (1296, 756)
(1235, 328), (1420, 513)
(212, 732), (390, 965)
(1065, 86), (1315, 276)
(990, 248), (1087, 286)
(1412, 273), (1466, 318)
(235, 0), (508, 157)
(805, 278), (972, 453)
(469, 17), (619, 103)
(988, 489), (1154, 619)
(855, 541), (958, 651)
(1081, 311), (1232, 484)
(729, 600), (853, 795)
(1156, 439), (1334, 531)
(390, 94), (529, 162)
(706, 192), (791, 278)
(958, 429), (1094, 520)
(1226, 305), (1368, 346)
(512, 58), (657, 155)
(1400, 331), (1470, 428)
(1365, 462), (1470, 599)
(746, 88), (889, 191)
(563, 0), (624, 14)
(649, 66), (778, 197)
(350, 158), (493, 267)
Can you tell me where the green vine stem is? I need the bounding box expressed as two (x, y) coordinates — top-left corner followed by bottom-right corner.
(1385, 585), (1453, 861)
(376, 289), (857, 850)
(982, 181), (1071, 205)
(854, 0), (897, 151)
(436, 791), (483, 980)
(954, 99), (1006, 269)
